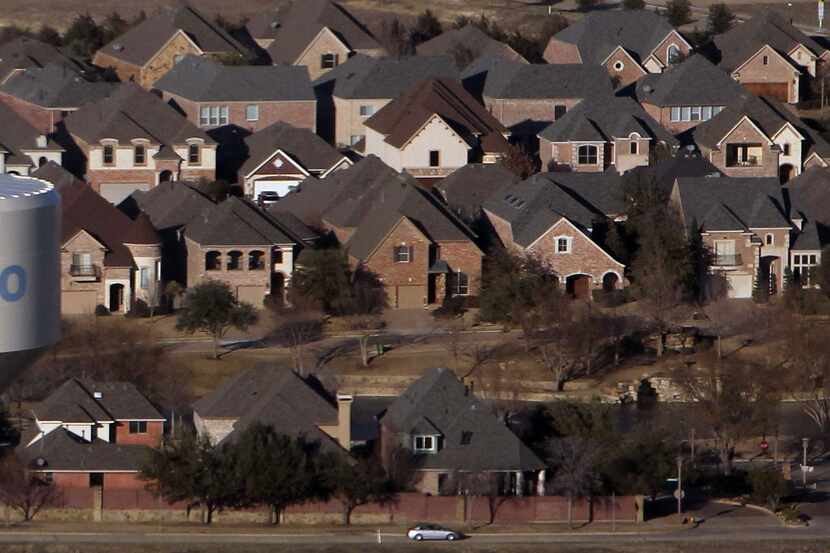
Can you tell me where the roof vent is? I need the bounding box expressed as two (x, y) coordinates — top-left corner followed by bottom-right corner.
(113, 43), (124, 52)
(270, 19), (280, 29)
(93, 391), (103, 399)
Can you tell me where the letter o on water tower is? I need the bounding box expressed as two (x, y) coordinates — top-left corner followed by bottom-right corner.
(0, 265), (26, 302)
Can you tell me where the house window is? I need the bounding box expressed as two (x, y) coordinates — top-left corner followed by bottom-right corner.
(577, 145), (598, 165)
(613, 60), (625, 71)
(140, 267), (150, 289)
(205, 251), (221, 271)
(702, 106), (713, 120)
(359, 105), (375, 117)
(71, 252), (93, 276)
(793, 253), (819, 286)
(667, 44), (681, 64)
(765, 233), (774, 246)
(629, 140), (638, 155)
(413, 435), (436, 453)
(681, 106), (691, 121)
(321, 53), (338, 69)
(763, 55), (769, 65)
(249, 250), (265, 270)
(128, 421), (148, 434)
(690, 106), (701, 121)
(556, 236), (572, 254)
(554, 105), (567, 119)
(246, 104), (260, 122)
(227, 250), (243, 270)
(134, 144), (146, 165)
(456, 271), (469, 296)
(429, 150), (440, 167)
(188, 144), (200, 165)
(103, 145), (114, 166)
(783, 143), (791, 156)
(670, 107), (681, 122)
(273, 249), (284, 264)
(460, 431), (473, 445)
(200, 105), (229, 127)
(89, 473), (104, 487)
(393, 245), (411, 263)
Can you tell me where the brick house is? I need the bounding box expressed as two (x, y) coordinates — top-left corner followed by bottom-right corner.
(363, 78), (511, 180)
(63, 83), (217, 204)
(0, 37), (86, 84)
(0, 64), (116, 135)
(313, 54), (458, 147)
(35, 162), (162, 315)
(259, 0), (386, 80)
(692, 91), (830, 182)
(671, 176), (793, 298)
(0, 102), (63, 175)
(462, 59), (612, 142)
(154, 55), (317, 134)
(238, 122), (352, 200)
(538, 95), (678, 174)
(21, 378), (165, 493)
(711, 12), (829, 104)
(93, 4), (249, 90)
(636, 55), (747, 135)
(416, 25), (527, 68)
(543, 10), (691, 87)
(483, 172), (627, 299)
(378, 368), (545, 496)
(785, 167), (830, 286)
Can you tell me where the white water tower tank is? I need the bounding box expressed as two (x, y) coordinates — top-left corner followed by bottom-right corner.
(0, 174), (60, 390)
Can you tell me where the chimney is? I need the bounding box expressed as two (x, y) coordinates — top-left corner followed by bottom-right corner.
(336, 394), (353, 450)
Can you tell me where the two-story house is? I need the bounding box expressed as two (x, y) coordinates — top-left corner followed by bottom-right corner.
(484, 172), (627, 299)
(0, 37), (86, 84)
(379, 368), (545, 496)
(671, 176), (792, 298)
(692, 91), (830, 182)
(238, 122), (352, 200)
(258, 0), (386, 80)
(543, 10), (692, 87)
(313, 54), (458, 146)
(0, 102), (63, 175)
(785, 167), (830, 286)
(711, 11), (829, 104)
(154, 55), (317, 134)
(63, 83), (217, 204)
(93, 4), (249, 89)
(538, 95), (678, 174)
(636, 55), (747, 135)
(36, 162), (162, 314)
(416, 25), (527, 68)
(21, 378), (165, 493)
(363, 78), (510, 181)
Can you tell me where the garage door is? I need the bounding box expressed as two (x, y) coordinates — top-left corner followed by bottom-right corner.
(743, 82), (789, 102)
(253, 180), (300, 199)
(236, 285), (266, 307)
(100, 182), (152, 205)
(62, 290), (98, 314)
(727, 274), (753, 299)
(396, 285), (426, 309)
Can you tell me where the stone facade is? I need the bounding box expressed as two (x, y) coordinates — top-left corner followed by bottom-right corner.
(541, 138), (650, 174)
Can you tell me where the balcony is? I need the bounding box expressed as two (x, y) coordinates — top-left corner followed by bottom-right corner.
(713, 254), (743, 267)
(725, 144), (763, 168)
(70, 264), (100, 281)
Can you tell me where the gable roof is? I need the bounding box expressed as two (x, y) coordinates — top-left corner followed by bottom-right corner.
(126, 180), (215, 231)
(469, 60), (612, 101)
(314, 54), (458, 100)
(364, 78), (509, 152)
(20, 428), (152, 472)
(96, 4), (247, 67)
(153, 55), (314, 101)
(0, 37), (85, 83)
(264, 0), (382, 64)
(434, 163), (520, 222)
(33, 378), (162, 423)
(550, 10), (681, 65)
(184, 196), (306, 246)
(416, 25), (527, 66)
(0, 63), (116, 108)
(382, 368), (544, 472)
(636, 54), (745, 107)
(64, 82), (214, 147)
(240, 122), (347, 178)
(0, 102), (62, 168)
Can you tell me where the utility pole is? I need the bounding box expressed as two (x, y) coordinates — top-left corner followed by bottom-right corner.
(690, 428), (695, 464)
(802, 437), (810, 487)
(676, 456), (683, 515)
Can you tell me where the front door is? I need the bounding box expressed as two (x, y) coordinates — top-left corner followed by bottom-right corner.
(109, 283), (124, 312)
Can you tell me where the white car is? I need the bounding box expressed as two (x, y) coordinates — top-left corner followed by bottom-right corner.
(407, 523), (460, 541)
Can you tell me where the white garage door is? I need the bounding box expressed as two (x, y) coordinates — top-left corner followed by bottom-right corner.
(100, 182), (152, 205)
(727, 274), (753, 299)
(62, 290), (98, 314)
(253, 180), (300, 199)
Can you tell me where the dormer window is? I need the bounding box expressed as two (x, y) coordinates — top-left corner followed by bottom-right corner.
(188, 144), (200, 165)
(103, 144), (114, 166)
(321, 53), (338, 69)
(134, 144), (146, 165)
(555, 236), (573, 254)
(413, 435), (437, 453)
(765, 233), (774, 246)
(667, 44), (681, 64)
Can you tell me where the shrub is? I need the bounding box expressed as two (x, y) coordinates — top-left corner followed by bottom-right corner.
(432, 296), (467, 320)
(94, 304), (110, 317)
(749, 467), (792, 511)
(127, 299), (150, 318)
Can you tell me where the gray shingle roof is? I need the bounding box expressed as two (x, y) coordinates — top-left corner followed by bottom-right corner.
(184, 196), (299, 246)
(434, 163), (520, 222)
(472, 60), (612, 100)
(0, 101), (62, 168)
(552, 10), (679, 65)
(0, 37), (85, 83)
(239, 122), (346, 179)
(636, 55), (744, 107)
(0, 63), (116, 108)
(788, 167), (830, 222)
(21, 429), (151, 472)
(153, 55), (314, 101)
(128, 180), (215, 231)
(416, 25), (526, 66)
(382, 368), (544, 472)
(33, 379), (162, 423)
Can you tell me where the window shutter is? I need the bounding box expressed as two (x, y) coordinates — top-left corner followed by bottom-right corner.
(409, 245), (414, 263)
(392, 247), (397, 262)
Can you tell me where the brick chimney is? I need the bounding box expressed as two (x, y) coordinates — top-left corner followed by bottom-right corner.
(336, 394), (353, 450)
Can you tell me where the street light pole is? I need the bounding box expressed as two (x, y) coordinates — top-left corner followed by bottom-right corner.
(676, 456), (683, 515)
(802, 437), (810, 487)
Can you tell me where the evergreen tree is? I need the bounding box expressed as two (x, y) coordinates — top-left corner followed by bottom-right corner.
(409, 9), (443, 46)
(63, 13), (105, 58)
(707, 3), (736, 35)
(665, 0), (692, 27)
(36, 26), (62, 46)
(683, 219), (713, 303)
(752, 263), (769, 303)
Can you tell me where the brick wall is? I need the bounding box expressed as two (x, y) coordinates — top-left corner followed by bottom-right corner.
(734, 46), (799, 103)
(333, 97), (391, 148)
(86, 168), (158, 192)
(543, 38), (582, 64)
(61, 231), (108, 309)
(484, 97), (582, 132)
(705, 118), (779, 178)
(651, 32), (692, 68)
(184, 238), (276, 305)
(0, 91), (65, 134)
(439, 241), (483, 297)
(363, 218), (431, 289)
(112, 420), (163, 446)
(605, 49), (647, 87)
(93, 52), (141, 84)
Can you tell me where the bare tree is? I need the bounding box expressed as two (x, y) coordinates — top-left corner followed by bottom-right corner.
(779, 320), (830, 434)
(546, 436), (603, 528)
(0, 456), (62, 521)
(345, 315), (384, 367)
(271, 313), (324, 377)
(701, 298), (757, 359)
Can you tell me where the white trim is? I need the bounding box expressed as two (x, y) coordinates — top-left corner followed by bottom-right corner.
(396, 113), (469, 151)
(526, 217), (626, 268)
(144, 29), (204, 71)
(319, 156), (353, 178)
(804, 151), (829, 167)
(553, 235), (573, 254)
(243, 148), (311, 180)
(294, 26), (350, 66)
(601, 46), (647, 76)
(715, 115), (773, 147)
(770, 121), (805, 142)
(732, 44), (800, 76)
(647, 30), (693, 60)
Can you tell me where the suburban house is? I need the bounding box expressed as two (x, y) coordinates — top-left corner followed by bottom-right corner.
(363, 78), (511, 181)
(538, 95), (678, 174)
(35, 162), (163, 314)
(93, 4), (249, 89)
(238, 121), (352, 200)
(691, 90), (830, 182)
(0, 37), (86, 84)
(671, 176), (792, 298)
(543, 10), (692, 87)
(153, 55), (317, 133)
(786, 167), (830, 286)
(483, 172), (627, 299)
(462, 59), (612, 141)
(21, 378), (165, 493)
(313, 54), (458, 146)
(416, 25), (527, 68)
(0, 102), (63, 175)
(711, 12), (828, 103)
(433, 163), (521, 225)
(193, 366), (351, 452)
(0, 64), (116, 135)
(378, 368), (546, 496)
(259, 0), (386, 79)
(636, 55), (746, 135)
(63, 83), (217, 203)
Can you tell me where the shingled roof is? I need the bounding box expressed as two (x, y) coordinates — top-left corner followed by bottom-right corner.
(33, 379), (163, 424)
(416, 25), (527, 67)
(21, 429), (152, 472)
(96, 4), (247, 68)
(153, 55), (314, 101)
(0, 63), (116, 108)
(184, 196), (304, 247)
(126, 180), (215, 231)
(0, 101), (63, 168)
(264, 0), (383, 64)
(0, 37), (85, 83)
(240, 122), (348, 179)
(469, 60), (612, 101)
(382, 368), (544, 473)
(636, 54), (744, 107)
(434, 163), (520, 222)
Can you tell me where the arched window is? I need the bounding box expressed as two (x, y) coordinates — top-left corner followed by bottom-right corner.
(667, 44), (681, 64)
(628, 133), (640, 155)
(248, 250), (265, 270)
(205, 251), (221, 271)
(227, 250), (243, 271)
(577, 145), (598, 165)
